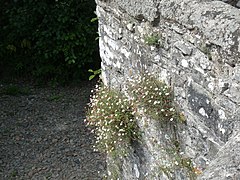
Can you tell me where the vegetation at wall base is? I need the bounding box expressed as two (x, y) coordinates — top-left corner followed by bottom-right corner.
(0, 0), (100, 84)
(85, 83), (140, 153)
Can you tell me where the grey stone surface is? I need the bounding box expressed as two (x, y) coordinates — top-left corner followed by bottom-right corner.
(0, 82), (106, 179)
(96, 0), (240, 179)
(198, 132), (240, 180)
(219, 0), (240, 8)
(237, 0), (240, 7)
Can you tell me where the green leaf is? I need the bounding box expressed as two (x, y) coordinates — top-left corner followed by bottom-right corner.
(94, 69), (101, 75)
(89, 75), (95, 80)
(90, 17), (98, 23)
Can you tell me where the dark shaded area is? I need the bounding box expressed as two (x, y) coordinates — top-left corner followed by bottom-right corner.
(0, 0), (101, 84)
(188, 84), (233, 142)
(223, 0), (239, 8)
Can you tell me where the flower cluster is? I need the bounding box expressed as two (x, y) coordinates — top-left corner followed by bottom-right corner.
(86, 74), (183, 154)
(129, 74), (178, 122)
(85, 84), (139, 153)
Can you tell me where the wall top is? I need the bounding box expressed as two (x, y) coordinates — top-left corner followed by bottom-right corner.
(98, 0), (240, 65)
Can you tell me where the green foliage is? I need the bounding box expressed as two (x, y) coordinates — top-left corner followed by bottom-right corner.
(88, 68), (101, 80)
(0, 0), (99, 83)
(91, 17), (98, 23)
(144, 34), (161, 46)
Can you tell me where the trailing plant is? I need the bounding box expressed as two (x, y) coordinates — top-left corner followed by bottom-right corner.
(128, 73), (197, 178)
(86, 74), (196, 179)
(85, 83), (139, 153)
(128, 74), (179, 122)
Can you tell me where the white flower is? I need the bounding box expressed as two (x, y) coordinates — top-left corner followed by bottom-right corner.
(169, 108), (174, 111)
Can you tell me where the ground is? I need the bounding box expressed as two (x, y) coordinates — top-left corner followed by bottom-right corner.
(0, 80), (106, 180)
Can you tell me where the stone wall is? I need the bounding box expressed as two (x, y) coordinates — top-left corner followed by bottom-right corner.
(95, 0), (240, 179)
